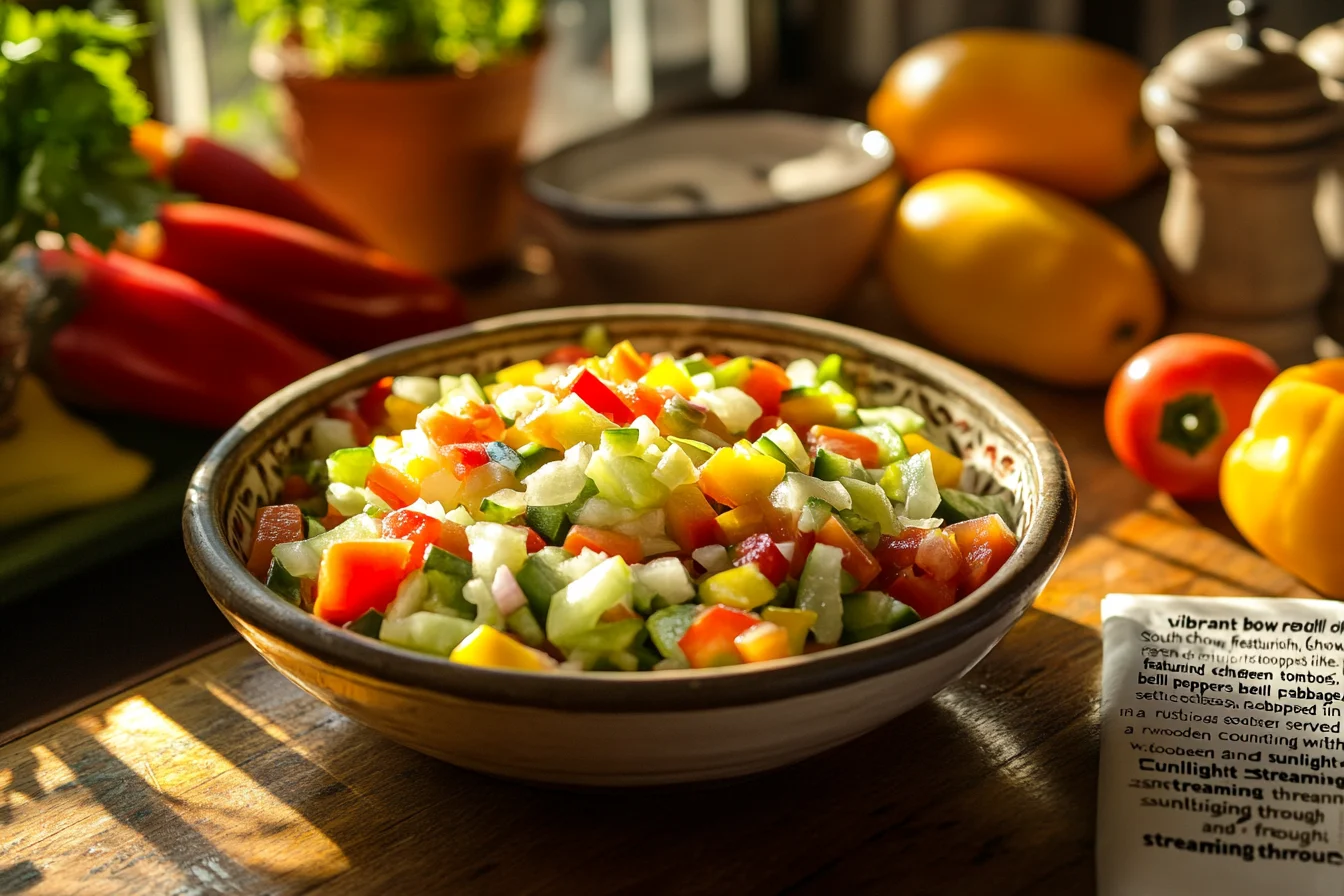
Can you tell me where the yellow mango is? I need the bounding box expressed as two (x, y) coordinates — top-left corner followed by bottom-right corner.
(883, 170), (1163, 387)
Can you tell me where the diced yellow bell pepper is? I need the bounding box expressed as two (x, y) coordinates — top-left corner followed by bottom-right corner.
(501, 426), (532, 450)
(698, 564), (776, 610)
(761, 606), (817, 655)
(734, 621), (792, 663)
(497, 359), (545, 387)
(606, 340), (650, 382)
(699, 442), (786, 507)
(449, 625), (557, 671)
(779, 395), (840, 431)
(903, 433), (964, 488)
(384, 395), (423, 433)
(641, 359), (696, 398)
(716, 503), (765, 544)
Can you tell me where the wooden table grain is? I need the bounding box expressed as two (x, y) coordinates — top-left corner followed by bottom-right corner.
(0, 283), (1324, 896)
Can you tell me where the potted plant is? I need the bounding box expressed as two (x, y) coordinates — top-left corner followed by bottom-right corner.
(240, 0), (545, 277)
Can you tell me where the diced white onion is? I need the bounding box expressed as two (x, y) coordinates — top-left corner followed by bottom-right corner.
(491, 565), (528, 616)
(392, 375), (441, 407)
(898, 516), (944, 530)
(776, 541), (796, 563)
(692, 545), (730, 574)
(310, 417), (357, 456)
(697, 387), (762, 434)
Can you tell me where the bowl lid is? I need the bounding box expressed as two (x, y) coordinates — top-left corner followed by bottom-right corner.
(526, 112), (895, 225)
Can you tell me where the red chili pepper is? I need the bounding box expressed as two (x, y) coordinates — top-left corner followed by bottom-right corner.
(151, 203), (465, 354)
(38, 242), (331, 429)
(132, 122), (367, 244)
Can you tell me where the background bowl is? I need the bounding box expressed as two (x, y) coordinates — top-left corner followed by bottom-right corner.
(525, 113), (900, 316)
(184, 306), (1074, 787)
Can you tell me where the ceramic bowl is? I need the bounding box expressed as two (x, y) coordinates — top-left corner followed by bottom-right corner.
(183, 306), (1074, 787)
(525, 113), (900, 315)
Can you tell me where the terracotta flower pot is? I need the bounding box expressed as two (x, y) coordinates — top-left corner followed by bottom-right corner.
(281, 54), (539, 277)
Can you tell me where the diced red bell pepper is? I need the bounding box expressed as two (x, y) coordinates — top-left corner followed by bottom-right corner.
(816, 516), (881, 589)
(946, 515), (1018, 596)
(366, 463), (420, 510)
(282, 475), (313, 502)
(381, 509), (442, 569)
(885, 567), (957, 619)
(614, 380), (666, 423)
(314, 539), (413, 625)
(247, 504), (305, 578)
(678, 605), (759, 668)
(666, 486), (724, 551)
(739, 360), (791, 417)
(442, 443), (490, 478)
(542, 344), (594, 366)
(326, 405), (372, 447)
(733, 533), (789, 586)
(436, 519), (471, 560)
(808, 425), (881, 469)
(563, 526), (644, 564)
(521, 527), (547, 553)
(790, 530), (816, 579)
(359, 376), (395, 427)
(570, 369), (632, 424)
(747, 414), (782, 441)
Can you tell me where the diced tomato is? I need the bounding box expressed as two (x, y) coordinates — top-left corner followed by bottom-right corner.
(281, 474), (313, 502)
(570, 368), (632, 424)
(946, 515), (1018, 596)
(436, 519), (471, 560)
(247, 504), (305, 578)
(915, 529), (965, 583)
(790, 530), (816, 578)
(381, 509), (442, 569)
(520, 526), (547, 553)
(358, 376), (395, 427)
(464, 403), (506, 441)
(816, 516), (881, 588)
(365, 462), (420, 510)
(563, 525), (644, 564)
(885, 567), (957, 619)
(747, 414), (782, 441)
(873, 529), (927, 573)
(542, 344), (593, 366)
(739, 360), (791, 417)
(808, 425), (881, 468)
(666, 485), (724, 551)
(420, 409), (479, 446)
(614, 380), (666, 423)
(326, 405), (371, 446)
(314, 539), (413, 625)
(733, 533), (789, 585)
(441, 443), (490, 478)
(678, 604), (759, 668)
(606, 340), (650, 382)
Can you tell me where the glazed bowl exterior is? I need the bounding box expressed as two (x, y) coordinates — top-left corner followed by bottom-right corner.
(525, 113), (901, 316)
(184, 306), (1074, 786)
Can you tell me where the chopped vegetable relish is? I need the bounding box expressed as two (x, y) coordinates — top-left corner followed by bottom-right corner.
(250, 327), (1019, 673)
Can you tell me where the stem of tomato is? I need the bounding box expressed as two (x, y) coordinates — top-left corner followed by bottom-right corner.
(1158, 393), (1225, 457)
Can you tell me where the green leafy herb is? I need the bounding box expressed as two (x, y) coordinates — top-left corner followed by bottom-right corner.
(0, 3), (168, 259)
(238, 0), (544, 78)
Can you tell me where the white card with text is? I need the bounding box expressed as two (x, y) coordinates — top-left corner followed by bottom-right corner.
(1099, 594), (1344, 896)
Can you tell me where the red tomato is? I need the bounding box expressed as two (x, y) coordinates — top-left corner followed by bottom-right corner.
(419, 409), (479, 447)
(739, 360), (791, 417)
(381, 509), (442, 569)
(314, 539), (412, 625)
(946, 515), (1018, 596)
(808, 425), (881, 468)
(247, 504), (305, 578)
(441, 443), (490, 478)
(614, 380), (666, 422)
(520, 526), (547, 553)
(748, 414), (782, 441)
(1105, 334), (1277, 500)
(436, 519), (471, 560)
(678, 605), (758, 667)
(885, 567), (957, 619)
(542, 344), (593, 366)
(873, 529), (927, 573)
(358, 376), (395, 427)
(733, 533), (789, 585)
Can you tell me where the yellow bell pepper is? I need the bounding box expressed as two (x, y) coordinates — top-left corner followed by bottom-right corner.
(761, 606), (816, 655)
(698, 564), (776, 610)
(699, 442), (786, 507)
(496, 359), (544, 387)
(734, 621), (792, 663)
(383, 395), (423, 433)
(0, 378), (152, 526)
(1221, 359), (1344, 597)
(449, 624), (558, 671)
(641, 359), (696, 398)
(903, 433), (965, 489)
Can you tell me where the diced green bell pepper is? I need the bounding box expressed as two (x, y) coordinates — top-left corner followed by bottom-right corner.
(506, 605), (547, 648)
(423, 569), (474, 619)
(648, 604), (701, 663)
(515, 547), (572, 623)
(842, 592), (920, 643)
(346, 609), (384, 638)
(265, 558), (303, 605)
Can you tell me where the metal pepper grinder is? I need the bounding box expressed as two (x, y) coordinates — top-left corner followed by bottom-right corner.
(1142, 0), (1344, 319)
(1302, 18), (1344, 262)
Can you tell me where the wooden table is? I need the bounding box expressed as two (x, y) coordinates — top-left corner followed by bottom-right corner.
(0, 284), (1323, 896)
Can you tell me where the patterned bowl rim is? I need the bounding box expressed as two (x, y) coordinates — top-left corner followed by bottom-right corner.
(183, 305), (1076, 713)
